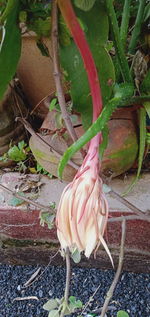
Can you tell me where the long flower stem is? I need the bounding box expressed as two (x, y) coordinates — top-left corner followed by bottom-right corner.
(57, 0), (103, 123)
(128, 0), (146, 54)
(105, 0), (132, 83)
(60, 247), (71, 317)
(120, 0), (131, 50)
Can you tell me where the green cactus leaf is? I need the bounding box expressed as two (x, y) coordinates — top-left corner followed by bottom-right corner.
(60, 1), (115, 130)
(0, 1), (21, 100)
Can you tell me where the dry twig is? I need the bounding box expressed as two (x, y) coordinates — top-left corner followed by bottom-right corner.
(110, 189), (148, 219)
(23, 249), (60, 288)
(13, 296), (39, 302)
(104, 184), (150, 222)
(100, 219), (126, 317)
(109, 214), (150, 223)
(0, 183), (54, 212)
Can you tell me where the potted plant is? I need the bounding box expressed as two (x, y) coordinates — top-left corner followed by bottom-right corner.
(0, 0), (149, 182)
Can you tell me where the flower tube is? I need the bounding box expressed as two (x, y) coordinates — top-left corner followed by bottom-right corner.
(56, 0), (113, 264)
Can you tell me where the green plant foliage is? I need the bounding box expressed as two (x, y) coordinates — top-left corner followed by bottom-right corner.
(144, 2), (150, 22)
(74, 0), (96, 11)
(71, 247), (81, 263)
(58, 88), (133, 178)
(49, 98), (59, 111)
(40, 211), (55, 229)
(9, 194), (24, 206)
(7, 141), (29, 162)
(140, 70), (150, 94)
(36, 162), (53, 177)
(43, 299), (59, 311)
(123, 107), (146, 195)
(59, 15), (72, 46)
(113, 83), (134, 100)
(0, 1), (21, 100)
(30, 17), (51, 37)
(68, 296), (83, 310)
(117, 310), (130, 317)
(48, 310), (59, 317)
(43, 296), (82, 316)
(144, 101), (150, 119)
(20, 1), (51, 36)
(0, 0), (16, 24)
(60, 0), (115, 130)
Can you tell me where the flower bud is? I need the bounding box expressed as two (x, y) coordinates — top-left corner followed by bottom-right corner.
(56, 137), (112, 264)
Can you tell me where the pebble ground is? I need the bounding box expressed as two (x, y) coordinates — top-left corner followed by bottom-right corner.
(0, 264), (150, 317)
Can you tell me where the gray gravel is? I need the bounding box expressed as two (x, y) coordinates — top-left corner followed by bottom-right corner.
(0, 264), (150, 317)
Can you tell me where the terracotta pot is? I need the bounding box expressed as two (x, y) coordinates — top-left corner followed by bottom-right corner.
(0, 85), (27, 166)
(17, 34), (56, 119)
(29, 108), (138, 181)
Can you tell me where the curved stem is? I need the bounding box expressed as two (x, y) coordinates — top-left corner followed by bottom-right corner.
(128, 0), (146, 54)
(120, 0), (131, 50)
(105, 0), (132, 83)
(57, 0), (103, 123)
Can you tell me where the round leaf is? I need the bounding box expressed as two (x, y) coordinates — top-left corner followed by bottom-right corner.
(117, 310), (130, 317)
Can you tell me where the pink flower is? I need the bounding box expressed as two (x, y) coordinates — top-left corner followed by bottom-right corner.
(56, 135), (112, 262)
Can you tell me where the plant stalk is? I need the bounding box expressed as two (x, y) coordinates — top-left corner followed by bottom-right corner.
(100, 219), (126, 317)
(120, 0), (131, 50)
(105, 0), (132, 83)
(60, 247), (71, 317)
(57, 0), (103, 124)
(128, 0), (146, 54)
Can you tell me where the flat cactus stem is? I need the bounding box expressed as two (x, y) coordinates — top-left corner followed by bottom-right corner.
(57, 0), (103, 123)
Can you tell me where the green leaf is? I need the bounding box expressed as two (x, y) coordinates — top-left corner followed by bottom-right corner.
(18, 140), (27, 151)
(8, 145), (27, 162)
(58, 95), (131, 178)
(0, 1), (21, 100)
(48, 310), (59, 317)
(40, 212), (55, 229)
(117, 310), (130, 317)
(144, 101), (150, 118)
(19, 10), (27, 23)
(43, 299), (59, 311)
(143, 2), (150, 22)
(123, 108), (146, 195)
(74, 0), (96, 11)
(49, 98), (58, 111)
(9, 195), (24, 207)
(69, 296), (83, 309)
(140, 70), (150, 94)
(60, 1), (115, 130)
(113, 83), (134, 100)
(0, 0), (16, 24)
(146, 132), (150, 145)
(71, 248), (81, 263)
(30, 17), (51, 37)
(59, 15), (72, 46)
